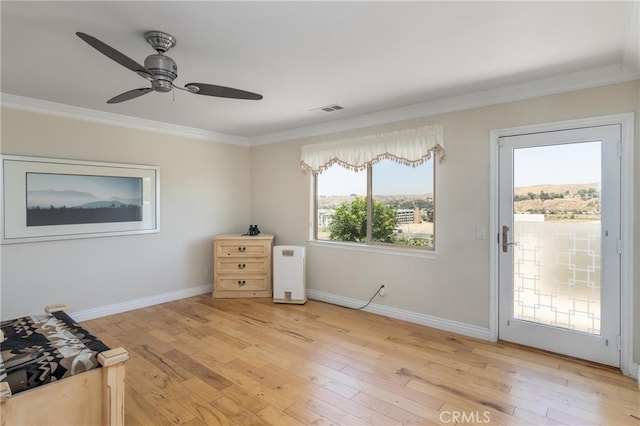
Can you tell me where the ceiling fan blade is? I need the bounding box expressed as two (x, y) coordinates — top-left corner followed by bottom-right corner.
(185, 83), (263, 100)
(76, 32), (151, 80)
(107, 88), (152, 104)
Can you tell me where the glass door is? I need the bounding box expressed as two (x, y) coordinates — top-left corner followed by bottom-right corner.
(498, 125), (621, 366)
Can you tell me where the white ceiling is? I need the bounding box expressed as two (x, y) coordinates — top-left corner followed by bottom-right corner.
(1, 1), (638, 145)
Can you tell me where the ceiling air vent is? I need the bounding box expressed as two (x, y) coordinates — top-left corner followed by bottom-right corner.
(311, 103), (344, 113)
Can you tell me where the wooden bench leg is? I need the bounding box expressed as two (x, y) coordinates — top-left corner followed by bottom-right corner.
(44, 303), (69, 313)
(98, 348), (129, 426)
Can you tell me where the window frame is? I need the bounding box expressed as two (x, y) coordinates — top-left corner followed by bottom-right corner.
(311, 158), (437, 256)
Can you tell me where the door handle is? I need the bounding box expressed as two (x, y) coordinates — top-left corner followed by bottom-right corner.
(502, 225), (518, 253)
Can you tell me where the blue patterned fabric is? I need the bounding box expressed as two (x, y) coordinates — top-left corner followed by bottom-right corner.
(0, 311), (109, 395)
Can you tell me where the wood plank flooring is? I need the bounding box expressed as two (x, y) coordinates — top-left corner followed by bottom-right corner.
(83, 295), (640, 425)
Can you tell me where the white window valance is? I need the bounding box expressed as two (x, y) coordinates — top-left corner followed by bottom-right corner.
(300, 124), (445, 175)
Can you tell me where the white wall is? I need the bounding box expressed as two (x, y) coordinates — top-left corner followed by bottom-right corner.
(0, 108), (251, 319)
(1, 81), (637, 370)
(250, 81), (640, 367)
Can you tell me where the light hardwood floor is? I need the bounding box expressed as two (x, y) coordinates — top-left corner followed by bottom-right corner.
(83, 295), (640, 425)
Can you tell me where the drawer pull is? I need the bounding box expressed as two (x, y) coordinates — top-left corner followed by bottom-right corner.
(238, 246), (246, 252)
(237, 280), (246, 286)
(238, 263), (246, 269)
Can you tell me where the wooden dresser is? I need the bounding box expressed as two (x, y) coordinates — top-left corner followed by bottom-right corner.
(212, 234), (275, 298)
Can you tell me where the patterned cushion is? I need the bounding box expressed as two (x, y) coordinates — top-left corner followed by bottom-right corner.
(0, 311), (109, 395)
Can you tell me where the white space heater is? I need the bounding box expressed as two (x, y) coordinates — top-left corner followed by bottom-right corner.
(273, 245), (307, 304)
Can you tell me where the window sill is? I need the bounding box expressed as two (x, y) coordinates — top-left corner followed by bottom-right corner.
(307, 239), (438, 259)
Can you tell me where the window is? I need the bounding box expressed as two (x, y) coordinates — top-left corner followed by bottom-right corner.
(301, 124), (444, 251)
(315, 157), (435, 248)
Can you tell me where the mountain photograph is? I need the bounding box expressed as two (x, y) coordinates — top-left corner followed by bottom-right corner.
(26, 173), (143, 227)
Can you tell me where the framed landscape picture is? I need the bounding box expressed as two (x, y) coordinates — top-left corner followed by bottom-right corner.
(1, 155), (159, 243)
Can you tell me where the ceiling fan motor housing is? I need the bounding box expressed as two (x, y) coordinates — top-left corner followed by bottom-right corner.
(144, 54), (177, 92)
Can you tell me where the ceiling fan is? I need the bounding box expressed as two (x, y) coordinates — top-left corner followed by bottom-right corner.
(76, 31), (263, 104)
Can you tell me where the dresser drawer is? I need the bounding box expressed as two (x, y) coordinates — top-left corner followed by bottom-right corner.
(216, 258), (268, 274)
(217, 277), (268, 292)
(216, 242), (269, 257)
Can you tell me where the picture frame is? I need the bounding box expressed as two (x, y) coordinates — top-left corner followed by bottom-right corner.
(1, 155), (159, 244)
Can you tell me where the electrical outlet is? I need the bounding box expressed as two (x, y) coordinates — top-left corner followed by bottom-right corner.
(205, 265), (210, 276)
(379, 283), (387, 297)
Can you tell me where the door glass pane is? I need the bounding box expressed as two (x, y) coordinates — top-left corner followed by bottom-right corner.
(512, 142), (601, 335)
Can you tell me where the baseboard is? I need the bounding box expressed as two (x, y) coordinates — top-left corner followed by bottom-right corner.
(69, 285), (638, 385)
(71, 284), (214, 322)
(306, 289), (490, 341)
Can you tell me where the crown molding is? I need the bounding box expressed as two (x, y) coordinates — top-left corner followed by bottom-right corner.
(249, 63), (639, 146)
(2, 63), (638, 148)
(0, 93), (251, 146)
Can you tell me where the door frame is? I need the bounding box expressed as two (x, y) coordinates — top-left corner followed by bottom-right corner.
(489, 113), (635, 378)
